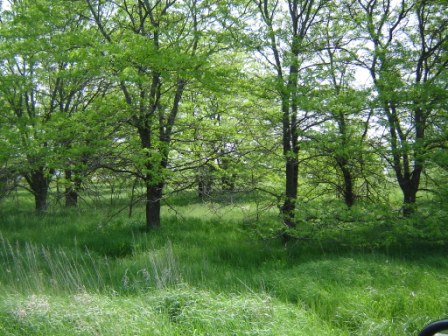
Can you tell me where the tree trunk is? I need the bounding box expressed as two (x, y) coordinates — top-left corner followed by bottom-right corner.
(282, 156), (299, 228)
(65, 188), (78, 207)
(34, 187), (48, 212)
(342, 168), (355, 208)
(337, 157), (355, 207)
(198, 177), (212, 200)
(198, 180), (208, 199)
(145, 182), (163, 229)
(402, 192), (417, 216)
(26, 169), (50, 213)
(399, 178), (419, 216)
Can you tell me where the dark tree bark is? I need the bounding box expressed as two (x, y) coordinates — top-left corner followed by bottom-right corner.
(335, 112), (356, 208)
(65, 186), (78, 208)
(282, 155), (299, 228)
(401, 182), (418, 216)
(337, 158), (355, 207)
(145, 183), (163, 229)
(25, 168), (51, 213)
(254, 0), (326, 232)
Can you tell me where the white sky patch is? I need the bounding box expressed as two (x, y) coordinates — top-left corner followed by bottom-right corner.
(354, 67), (372, 89)
(1, 1), (10, 10)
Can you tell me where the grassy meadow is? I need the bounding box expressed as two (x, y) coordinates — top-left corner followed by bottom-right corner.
(0, 191), (447, 335)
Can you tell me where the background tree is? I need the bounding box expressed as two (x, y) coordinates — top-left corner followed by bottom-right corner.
(0, 0), (60, 212)
(347, 0), (448, 215)
(0, 0), (107, 211)
(251, 0), (330, 232)
(308, 33), (381, 207)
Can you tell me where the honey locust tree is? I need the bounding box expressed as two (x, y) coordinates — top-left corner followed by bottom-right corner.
(251, 0), (330, 231)
(305, 9), (383, 207)
(347, 0), (448, 215)
(0, 0), (103, 211)
(85, 0), (246, 228)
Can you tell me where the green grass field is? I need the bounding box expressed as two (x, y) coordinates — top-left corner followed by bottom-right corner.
(0, 194), (447, 335)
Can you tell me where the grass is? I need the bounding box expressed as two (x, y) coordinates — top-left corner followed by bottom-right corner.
(0, 193), (448, 335)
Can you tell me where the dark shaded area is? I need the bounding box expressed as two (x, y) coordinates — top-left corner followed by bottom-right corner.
(419, 320), (448, 336)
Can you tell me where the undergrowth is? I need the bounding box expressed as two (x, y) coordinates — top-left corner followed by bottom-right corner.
(0, 194), (447, 335)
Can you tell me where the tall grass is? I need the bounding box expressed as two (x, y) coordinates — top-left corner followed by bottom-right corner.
(0, 234), (105, 293)
(0, 195), (448, 335)
(0, 234), (181, 294)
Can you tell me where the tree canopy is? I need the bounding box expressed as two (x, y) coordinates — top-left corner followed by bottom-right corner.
(0, 0), (446, 233)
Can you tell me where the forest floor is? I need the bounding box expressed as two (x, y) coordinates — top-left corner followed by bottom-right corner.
(0, 194), (447, 335)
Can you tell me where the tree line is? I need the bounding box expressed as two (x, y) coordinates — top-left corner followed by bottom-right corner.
(0, 0), (446, 232)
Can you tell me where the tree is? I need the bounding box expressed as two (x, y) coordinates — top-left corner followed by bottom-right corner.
(0, 1), (58, 212)
(85, 0), (244, 228)
(304, 89), (381, 207)
(251, 0), (329, 231)
(347, 0), (448, 215)
(0, 0), (104, 211)
(307, 14), (381, 207)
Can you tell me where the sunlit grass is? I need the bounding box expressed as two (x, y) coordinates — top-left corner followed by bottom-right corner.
(0, 287), (340, 336)
(0, 193), (447, 335)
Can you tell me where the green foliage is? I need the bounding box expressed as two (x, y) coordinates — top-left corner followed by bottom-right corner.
(263, 255), (448, 335)
(0, 0), (447, 333)
(248, 196), (448, 252)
